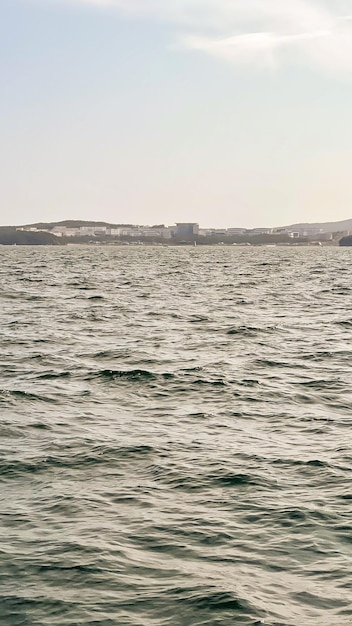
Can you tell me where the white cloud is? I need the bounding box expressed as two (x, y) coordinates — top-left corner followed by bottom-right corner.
(63, 0), (352, 74)
(185, 27), (352, 74)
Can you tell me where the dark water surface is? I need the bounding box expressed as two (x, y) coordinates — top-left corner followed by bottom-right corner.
(1, 245), (352, 626)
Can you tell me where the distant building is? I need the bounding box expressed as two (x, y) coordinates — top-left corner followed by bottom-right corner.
(94, 227), (108, 235)
(286, 227), (324, 238)
(175, 223), (199, 238)
(79, 226), (96, 236)
(302, 228), (324, 237)
(227, 228), (248, 235)
(106, 228), (121, 236)
(247, 228), (272, 236)
(208, 228), (228, 236)
(51, 226), (80, 237)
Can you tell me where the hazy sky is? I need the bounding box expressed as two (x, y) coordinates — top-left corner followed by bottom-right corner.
(2, 0), (352, 227)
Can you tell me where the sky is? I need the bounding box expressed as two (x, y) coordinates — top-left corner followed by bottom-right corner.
(1, 0), (352, 228)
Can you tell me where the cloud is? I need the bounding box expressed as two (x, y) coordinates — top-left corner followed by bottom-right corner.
(185, 27), (352, 74)
(63, 0), (352, 74)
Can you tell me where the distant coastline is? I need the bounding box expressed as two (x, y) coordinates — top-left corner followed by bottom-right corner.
(1, 219), (351, 246)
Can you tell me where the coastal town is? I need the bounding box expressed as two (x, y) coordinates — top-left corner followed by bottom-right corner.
(19, 222), (322, 239)
(8, 219), (352, 246)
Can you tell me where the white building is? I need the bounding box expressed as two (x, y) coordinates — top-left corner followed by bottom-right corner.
(247, 228), (273, 236)
(51, 226), (80, 237)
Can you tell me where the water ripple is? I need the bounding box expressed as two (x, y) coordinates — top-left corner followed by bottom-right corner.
(0, 246), (352, 625)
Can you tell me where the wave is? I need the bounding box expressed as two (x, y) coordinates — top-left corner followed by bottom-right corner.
(226, 325), (278, 336)
(85, 369), (159, 382)
(0, 444), (155, 478)
(0, 389), (58, 404)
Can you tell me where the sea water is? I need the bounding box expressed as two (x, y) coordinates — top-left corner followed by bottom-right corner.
(1, 245), (352, 626)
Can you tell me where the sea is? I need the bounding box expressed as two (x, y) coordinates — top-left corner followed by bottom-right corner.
(1, 244), (352, 626)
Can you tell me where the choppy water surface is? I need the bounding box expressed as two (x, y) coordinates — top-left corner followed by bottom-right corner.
(1, 245), (352, 626)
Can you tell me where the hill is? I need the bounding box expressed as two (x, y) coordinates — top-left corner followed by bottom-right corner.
(282, 218), (352, 233)
(0, 228), (62, 246)
(22, 220), (134, 230)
